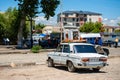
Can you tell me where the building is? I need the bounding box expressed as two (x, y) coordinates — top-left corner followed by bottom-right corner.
(42, 25), (61, 34)
(57, 10), (102, 29)
(103, 26), (120, 41)
(103, 26), (120, 33)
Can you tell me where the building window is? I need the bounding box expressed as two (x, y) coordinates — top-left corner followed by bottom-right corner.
(63, 23), (67, 26)
(65, 14), (68, 17)
(76, 18), (79, 22)
(64, 18), (66, 22)
(73, 18), (75, 21)
(67, 18), (73, 22)
(76, 23), (79, 26)
(89, 18), (92, 22)
(112, 28), (115, 32)
(80, 18), (83, 21)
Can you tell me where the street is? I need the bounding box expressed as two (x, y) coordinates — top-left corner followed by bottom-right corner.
(0, 47), (120, 80)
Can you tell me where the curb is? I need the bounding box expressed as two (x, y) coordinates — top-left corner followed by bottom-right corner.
(0, 62), (36, 67)
(0, 49), (55, 54)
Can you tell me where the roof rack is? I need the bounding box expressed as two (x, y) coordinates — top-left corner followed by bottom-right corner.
(62, 39), (87, 43)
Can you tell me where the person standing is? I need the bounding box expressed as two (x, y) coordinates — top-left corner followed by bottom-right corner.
(6, 38), (10, 45)
(94, 37), (99, 45)
(115, 38), (119, 48)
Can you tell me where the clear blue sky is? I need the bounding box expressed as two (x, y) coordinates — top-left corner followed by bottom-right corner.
(59, 0), (120, 19)
(0, 0), (120, 20)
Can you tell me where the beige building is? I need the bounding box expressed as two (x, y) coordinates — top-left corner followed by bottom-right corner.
(57, 10), (102, 29)
(103, 26), (120, 33)
(42, 25), (61, 34)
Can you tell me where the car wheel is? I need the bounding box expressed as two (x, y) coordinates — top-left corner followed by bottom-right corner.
(48, 58), (54, 67)
(93, 68), (100, 72)
(67, 61), (76, 72)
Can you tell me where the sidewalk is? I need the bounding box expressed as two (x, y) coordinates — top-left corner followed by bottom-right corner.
(0, 45), (54, 67)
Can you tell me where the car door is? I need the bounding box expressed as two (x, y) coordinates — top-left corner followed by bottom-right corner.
(53, 44), (63, 64)
(60, 45), (70, 65)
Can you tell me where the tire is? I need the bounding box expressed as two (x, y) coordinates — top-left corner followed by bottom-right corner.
(67, 61), (76, 72)
(48, 58), (54, 67)
(93, 68), (100, 72)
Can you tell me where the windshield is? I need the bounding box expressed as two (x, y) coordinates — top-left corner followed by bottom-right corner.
(74, 45), (97, 53)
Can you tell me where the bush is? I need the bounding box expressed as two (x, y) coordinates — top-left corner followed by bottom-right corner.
(31, 45), (42, 53)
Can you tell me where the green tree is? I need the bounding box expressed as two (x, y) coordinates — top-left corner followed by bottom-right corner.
(35, 23), (45, 33)
(0, 7), (29, 44)
(5, 7), (19, 44)
(0, 8), (19, 44)
(117, 22), (120, 26)
(115, 29), (120, 33)
(80, 22), (103, 33)
(0, 13), (6, 43)
(15, 0), (60, 48)
(115, 22), (120, 33)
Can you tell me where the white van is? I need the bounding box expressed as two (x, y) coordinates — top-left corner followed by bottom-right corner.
(80, 33), (102, 45)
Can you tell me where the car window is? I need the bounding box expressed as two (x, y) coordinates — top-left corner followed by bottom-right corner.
(73, 45), (97, 53)
(56, 45), (63, 52)
(63, 45), (70, 53)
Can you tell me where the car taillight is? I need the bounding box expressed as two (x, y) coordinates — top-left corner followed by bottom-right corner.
(82, 58), (89, 62)
(99, 57), (107, 62)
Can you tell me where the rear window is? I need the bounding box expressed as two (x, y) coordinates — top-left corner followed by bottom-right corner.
(73, 45), (97, 53)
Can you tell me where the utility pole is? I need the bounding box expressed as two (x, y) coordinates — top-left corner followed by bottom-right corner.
(60, 0), (63, 42)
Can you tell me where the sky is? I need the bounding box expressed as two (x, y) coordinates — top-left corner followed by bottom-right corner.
(0, 0), (120, 26)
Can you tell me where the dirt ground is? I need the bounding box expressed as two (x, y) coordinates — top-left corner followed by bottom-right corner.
(0, 57), (120, 80)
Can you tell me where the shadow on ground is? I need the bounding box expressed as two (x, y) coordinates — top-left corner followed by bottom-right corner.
(54, 66), (107, 74)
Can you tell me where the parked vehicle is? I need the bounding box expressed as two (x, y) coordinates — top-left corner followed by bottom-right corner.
(47, 42), (108, 72)
(102, 40), (115, 47)
(80, 33), (103, 45)
(118, 40), (120, 47)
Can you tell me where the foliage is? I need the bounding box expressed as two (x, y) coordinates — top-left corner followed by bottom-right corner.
(15, 0), (60, 47)
(79, 22), (103, 33)
(117, 22), (120, 26)
(40, 0), (60, 20)
(31, 45), (42, 53)
(0, 13), (6, 40)
(35, 23), (45, 33)
(5, 7), (20, 43)
(115, 29), (120, 33)
(0, 7), (30, 44)
(15, 0), (60, 19)
(36, 23), (45, 29)
(0, 8), (19, 44)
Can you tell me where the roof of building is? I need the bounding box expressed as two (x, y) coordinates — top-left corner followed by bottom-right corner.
(58, 10), (102, 15)
(103, 26), (120, 29)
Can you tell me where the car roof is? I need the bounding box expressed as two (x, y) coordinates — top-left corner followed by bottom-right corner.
(60, 42), (95, 52)
(60, 42), (93, 46)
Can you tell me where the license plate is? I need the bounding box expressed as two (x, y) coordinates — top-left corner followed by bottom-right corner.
(87, 63), (103, 66)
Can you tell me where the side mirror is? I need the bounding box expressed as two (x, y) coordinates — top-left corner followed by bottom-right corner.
(102, 48), (110, 56)
(95, 45), (109, 56)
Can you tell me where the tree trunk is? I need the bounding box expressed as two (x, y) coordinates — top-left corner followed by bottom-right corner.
(17, 16), (25, 48)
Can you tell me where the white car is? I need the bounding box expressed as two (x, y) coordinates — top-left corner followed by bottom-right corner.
(47, 42), (108, 72)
